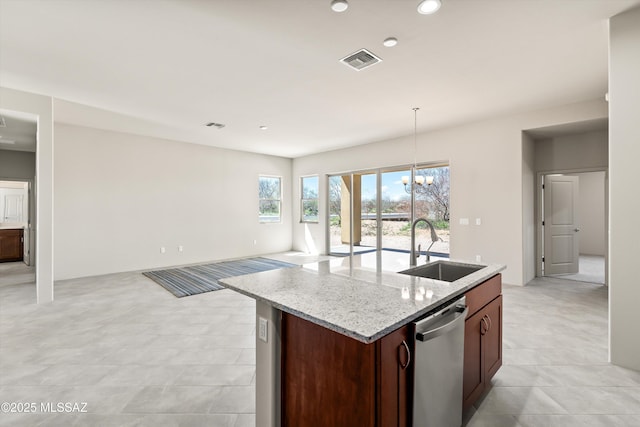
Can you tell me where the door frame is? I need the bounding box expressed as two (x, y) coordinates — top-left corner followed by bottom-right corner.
(0, 178), (34, 266)
(536, 167), (609, 284)
(1, 88), (54, 304)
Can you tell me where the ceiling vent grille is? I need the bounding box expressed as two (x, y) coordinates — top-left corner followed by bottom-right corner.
(205, 122), (225, 129)
(340, 48), (382, 71)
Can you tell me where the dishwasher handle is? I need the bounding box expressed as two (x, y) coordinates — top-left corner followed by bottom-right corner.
(415, 305), (469, 342)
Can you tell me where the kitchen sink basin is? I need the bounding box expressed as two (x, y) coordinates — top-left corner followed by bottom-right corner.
(399, 261), (484, 282)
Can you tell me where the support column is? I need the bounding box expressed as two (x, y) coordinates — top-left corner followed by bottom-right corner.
(340, 175), (361, 246)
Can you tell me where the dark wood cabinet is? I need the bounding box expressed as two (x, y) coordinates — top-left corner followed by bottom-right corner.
(463, 274), (502, 410)
(281, 313), (412, 427)
(280, 273), (503, 424)
(377, 324), (412, 427)
(0, 228), (23, 262)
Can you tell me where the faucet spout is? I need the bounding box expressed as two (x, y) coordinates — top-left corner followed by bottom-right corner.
(410, 217), (439, 267)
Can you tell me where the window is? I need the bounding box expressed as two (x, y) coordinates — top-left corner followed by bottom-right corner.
(301, 176), (319, 222)
(259, 176), (282, 223)
(328, 164), (450, 258)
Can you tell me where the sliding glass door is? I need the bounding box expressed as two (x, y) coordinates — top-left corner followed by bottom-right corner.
(327, 164), (450, 260)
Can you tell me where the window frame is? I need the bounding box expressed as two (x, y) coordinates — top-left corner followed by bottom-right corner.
(258, 175), (282, 224)
(300, 175), (319, 223)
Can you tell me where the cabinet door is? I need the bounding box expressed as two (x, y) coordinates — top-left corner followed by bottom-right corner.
(484, 295), (502, 381)
(377, 325), (412, 427)
(463, 308), (485, 410)
(463, 295), (503, 410)
(0, 229), (23, 262)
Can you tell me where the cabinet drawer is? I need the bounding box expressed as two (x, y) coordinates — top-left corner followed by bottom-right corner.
(465, 274), (501, 317)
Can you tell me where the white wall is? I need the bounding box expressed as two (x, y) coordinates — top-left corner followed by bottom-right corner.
(54, 123), (293, 280)
(0, 87), (53, 303)
(609, 6), (640, 371)
(566, 172), (606, 256)
(292, 100), (607, 286)
(521, 132), (536, 284)
(0, 150), (36, 179)
(535, 131), (608, 172)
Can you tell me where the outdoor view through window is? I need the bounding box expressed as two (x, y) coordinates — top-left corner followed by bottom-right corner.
(329, 166), (450, 258)
(258, 176), (281, 223)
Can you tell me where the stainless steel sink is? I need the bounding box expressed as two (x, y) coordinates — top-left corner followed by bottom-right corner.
(399, 261), (484, 282)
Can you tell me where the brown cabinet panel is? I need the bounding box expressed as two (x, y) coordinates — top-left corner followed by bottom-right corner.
(484, 295), (503, 380)
(465, 274), (501, 317)
(281, 313), (412, 427)
(463, 274), (503, 410)
(463, 308), (485, 410)
(377, 324), (412, 427)
(0, 229), (23, 262)
(282, 313), (376, 427)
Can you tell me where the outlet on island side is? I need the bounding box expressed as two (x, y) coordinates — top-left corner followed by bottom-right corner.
(476, 255), (482, 262)
(160, 246), (166, 254)
(258, 317), (268, 343)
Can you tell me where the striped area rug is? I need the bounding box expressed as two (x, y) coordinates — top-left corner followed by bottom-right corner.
(143, 257), (297, 298)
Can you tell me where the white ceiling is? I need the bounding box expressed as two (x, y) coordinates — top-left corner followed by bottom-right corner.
(1, 0), (637, 158)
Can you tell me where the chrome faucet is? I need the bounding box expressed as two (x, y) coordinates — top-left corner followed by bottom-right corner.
(410, 217), (440, 267)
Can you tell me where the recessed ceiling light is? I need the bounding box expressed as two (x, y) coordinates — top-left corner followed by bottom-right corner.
(417, 0), (441, 15)
(383, 37), (398, 47)
(259, 125), (268, 130)
(330, 0), (348, 13)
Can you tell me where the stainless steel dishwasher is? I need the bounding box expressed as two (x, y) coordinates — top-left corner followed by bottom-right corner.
(413, 296), (468, 427)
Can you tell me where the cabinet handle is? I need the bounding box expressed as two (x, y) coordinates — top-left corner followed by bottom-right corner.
(486, 314), (492, 331)
(399, 340), (411, 370)
(480, 316), (488, 335)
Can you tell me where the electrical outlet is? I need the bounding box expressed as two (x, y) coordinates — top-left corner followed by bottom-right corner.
(253, 239), (257, 245)
(476, 255), (482, 262)
(475, 218), (482, 226)
(460, 218), (469, 225)
(258, 317), (268, 343)
(160, 246), (166, 254)
(178, 245), (184, 252)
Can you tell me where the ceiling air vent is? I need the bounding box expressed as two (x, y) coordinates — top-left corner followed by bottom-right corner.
(340, 48), (382, 71)
(205, 122), (225, 129)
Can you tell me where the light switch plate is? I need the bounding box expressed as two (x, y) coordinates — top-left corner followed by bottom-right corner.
(475, 218), (482, 225)
(460, 218), (469, 225)
(258, 317), (268, 343)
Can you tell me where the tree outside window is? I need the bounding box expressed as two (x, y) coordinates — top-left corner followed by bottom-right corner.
(259, 176), (281, 223)
(301, 176), (319, 222)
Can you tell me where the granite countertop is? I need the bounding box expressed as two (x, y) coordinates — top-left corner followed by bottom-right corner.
(220, 255), (505, 344)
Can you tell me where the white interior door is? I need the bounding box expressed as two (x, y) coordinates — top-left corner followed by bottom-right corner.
(3, 194), (23, 222)
(543, 175), (580, 275)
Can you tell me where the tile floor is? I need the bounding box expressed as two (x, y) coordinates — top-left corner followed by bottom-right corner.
(1, 260), (639, 426)
(550, 254), (605, 285)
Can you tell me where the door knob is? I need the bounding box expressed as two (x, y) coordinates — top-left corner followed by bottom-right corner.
(574, 228), (580, 232)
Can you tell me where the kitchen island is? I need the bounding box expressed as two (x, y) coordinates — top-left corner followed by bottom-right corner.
(221, 255), (505, 427)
